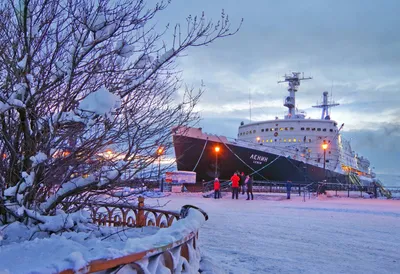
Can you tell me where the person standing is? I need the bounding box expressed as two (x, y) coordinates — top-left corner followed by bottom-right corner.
(285, 180), (292, 199)
(239, 171), (246, 194)
(230, 173), (240, 199)
(214, 178), (221, 199)
(245, 175), (254, 200)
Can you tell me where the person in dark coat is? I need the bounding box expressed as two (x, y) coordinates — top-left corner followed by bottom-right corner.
(285, 180), (292, 199)
(239, 171), (246, 194)
(214, 178), (221, 199)
(245, 175), (254, 200)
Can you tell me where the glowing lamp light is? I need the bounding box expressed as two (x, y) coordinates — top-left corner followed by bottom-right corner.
(214, 146), (220, 153)
(256, 137), (260, 142)
(322, 142), (328, 150)
(157, 146), (164, 155)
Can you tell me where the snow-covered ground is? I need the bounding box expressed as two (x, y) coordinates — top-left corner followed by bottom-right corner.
(152, 192), (400, 274)
(1, 191), (399, 274)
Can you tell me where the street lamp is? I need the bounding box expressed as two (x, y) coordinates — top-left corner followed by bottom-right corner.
(322, 140), (328, 179)
(214, 146), (220, 177)
(157, 146), (164, 192)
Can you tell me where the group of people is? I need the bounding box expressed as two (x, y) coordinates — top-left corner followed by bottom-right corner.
(213, 171), (254, 200)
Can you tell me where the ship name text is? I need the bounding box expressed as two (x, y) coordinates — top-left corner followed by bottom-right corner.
(250, 154), (268, 165)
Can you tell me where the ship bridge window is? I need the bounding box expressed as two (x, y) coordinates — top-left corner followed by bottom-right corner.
(301, 127), (305, 130)
(306, 127), (310, 131)
(323, 129), (327, 132)
(290, 127), (294, 130)
(317, 128), (321, 131)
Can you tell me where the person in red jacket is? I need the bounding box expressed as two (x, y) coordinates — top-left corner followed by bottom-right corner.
(214, 178), (221, 199)
(230, 172), (240, 199)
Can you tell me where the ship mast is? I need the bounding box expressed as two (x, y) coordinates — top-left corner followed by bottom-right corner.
(278, 72), (312, 119)
(312, 91), (339, 120)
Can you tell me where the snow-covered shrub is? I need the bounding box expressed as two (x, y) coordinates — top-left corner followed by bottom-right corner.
(0, 0), (240, 232)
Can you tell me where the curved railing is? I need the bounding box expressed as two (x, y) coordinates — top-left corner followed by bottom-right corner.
(60, 198), (208, 274)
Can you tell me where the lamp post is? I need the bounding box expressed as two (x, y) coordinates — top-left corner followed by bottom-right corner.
(322, 140), (328, 180)
(214, 146), (220, 177)
(157, 146), (164, 192)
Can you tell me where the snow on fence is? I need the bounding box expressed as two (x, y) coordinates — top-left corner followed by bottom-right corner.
(59, 198), (208, 274)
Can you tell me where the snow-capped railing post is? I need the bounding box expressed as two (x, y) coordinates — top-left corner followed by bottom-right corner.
(137, 196), (145, 227)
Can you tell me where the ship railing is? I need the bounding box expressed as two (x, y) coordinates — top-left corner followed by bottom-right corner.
(202, 179), (394, 199)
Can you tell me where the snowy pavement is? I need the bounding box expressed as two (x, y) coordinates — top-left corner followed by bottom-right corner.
(152, 192), (400, 274)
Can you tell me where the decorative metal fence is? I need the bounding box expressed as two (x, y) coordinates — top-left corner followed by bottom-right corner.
(60, 198), (208, 274)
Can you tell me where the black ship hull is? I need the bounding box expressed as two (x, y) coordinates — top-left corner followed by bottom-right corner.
(173, 135), (346, 183)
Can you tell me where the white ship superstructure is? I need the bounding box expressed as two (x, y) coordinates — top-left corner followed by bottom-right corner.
(237, 72), (373, 180)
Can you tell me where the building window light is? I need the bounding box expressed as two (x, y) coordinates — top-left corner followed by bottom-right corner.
(288, 139), (292, 142)
(285, 127), (288, 130)
(293, 138), (297, 142)
(290, 127), (294, 130)
(283, 139), (287, 142)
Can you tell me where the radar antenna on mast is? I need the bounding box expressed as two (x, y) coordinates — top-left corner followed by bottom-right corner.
(278, 72), (312, 119)
(312, 91), (340, 120)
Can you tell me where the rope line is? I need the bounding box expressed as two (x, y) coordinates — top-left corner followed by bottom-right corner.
(192, 138), (208, 172)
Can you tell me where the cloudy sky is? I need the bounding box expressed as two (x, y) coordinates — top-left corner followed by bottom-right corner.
(155, 0), (400, 176)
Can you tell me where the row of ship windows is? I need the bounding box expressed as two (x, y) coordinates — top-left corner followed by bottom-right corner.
(240, 127), (334, 136)
(259, 138), (313, 143)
